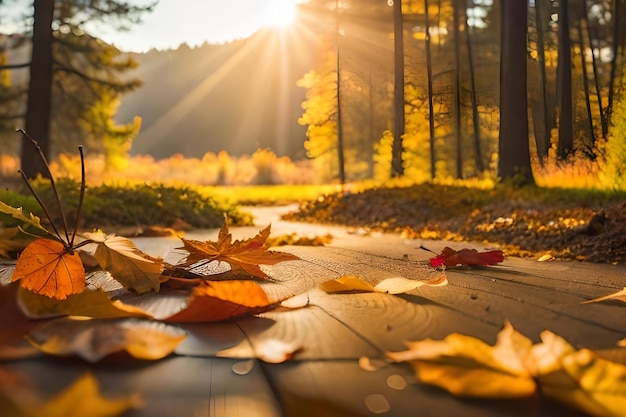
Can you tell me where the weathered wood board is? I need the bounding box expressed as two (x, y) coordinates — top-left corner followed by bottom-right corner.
(2, 232), (625, 417)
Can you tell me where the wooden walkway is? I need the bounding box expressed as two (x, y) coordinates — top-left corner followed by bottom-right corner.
(2, 225), (625, 416)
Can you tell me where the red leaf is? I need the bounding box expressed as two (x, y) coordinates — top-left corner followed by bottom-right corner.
(430, 247), (504, 268)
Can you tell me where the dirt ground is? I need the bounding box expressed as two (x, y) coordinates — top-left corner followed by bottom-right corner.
(284, 184), (626, 265)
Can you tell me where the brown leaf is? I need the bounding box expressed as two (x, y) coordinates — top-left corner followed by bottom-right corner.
(165, 280), (273, 323)
(179, 223), (299, 279)
(11, 239), (85, 300)
(27, 317), (186, 362)
(82, 231), (164, 294)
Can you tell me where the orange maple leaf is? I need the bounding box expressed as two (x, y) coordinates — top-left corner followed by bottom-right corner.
(179, 223), (299, 278)
(165, 280), (273, 322)
(11, 238), (85, 300)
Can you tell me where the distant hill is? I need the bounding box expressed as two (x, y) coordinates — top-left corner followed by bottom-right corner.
(117, 28), (321, 159)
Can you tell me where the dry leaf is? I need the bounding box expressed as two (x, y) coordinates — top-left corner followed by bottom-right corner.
(17, 286), (153, 320)
(0, 227), (23, 258)
(165, 280), (273, 323)
(319, 275), (375, 293)
(619, 338), (626, 348)
(178, 223), (299, 278)
(31, 373), (142, 417)
(28, 317), (186, 362)
(581, 287), (626, 304)
(386, 321), (536, 398)
(530, 331), (626, 417)
(320, 274), (447, 295)
(430, 246), (504, 268)
(280, 292), (310, 309)
(11, 239), (85, 300)
(0, 201), (48, 234)
(253, 338), (300, 363)
(373, 274), (448, 294)
(82, 231), (164, 294)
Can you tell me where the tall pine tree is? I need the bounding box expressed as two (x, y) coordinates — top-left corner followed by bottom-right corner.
(20, 0), (153, 178)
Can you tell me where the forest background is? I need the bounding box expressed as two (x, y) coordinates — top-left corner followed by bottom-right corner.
(0, 0), (625, 190)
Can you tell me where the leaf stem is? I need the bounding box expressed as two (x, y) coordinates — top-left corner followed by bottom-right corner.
(17, 169), (63, 243)
(18, 129), (71, 245)
(70, 146), (85, 247)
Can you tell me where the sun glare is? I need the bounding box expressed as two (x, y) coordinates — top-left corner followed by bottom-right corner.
(262, 0), (298, 29)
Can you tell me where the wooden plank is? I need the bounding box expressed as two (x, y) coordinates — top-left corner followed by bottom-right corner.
(283, 246), (624, 348)
(306, 289), (498, 351)
(237, 305), (380, 360)
(2, 356), (280, 417)
(262, 360), (586, 417)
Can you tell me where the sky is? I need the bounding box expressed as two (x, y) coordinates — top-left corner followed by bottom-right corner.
(0, 0), (305, 52)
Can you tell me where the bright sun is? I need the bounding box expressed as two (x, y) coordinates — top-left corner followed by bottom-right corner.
(262, 0), (299, 28)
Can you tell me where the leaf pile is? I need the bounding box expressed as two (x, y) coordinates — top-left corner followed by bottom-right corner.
(285, 184), (626, 264)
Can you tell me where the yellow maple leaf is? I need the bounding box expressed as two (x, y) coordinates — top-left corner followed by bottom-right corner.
(179, 223), (299, 278)
(386, 321), (536, 398)
(30, 373), (142, 417)
(530, 330), (626, 417)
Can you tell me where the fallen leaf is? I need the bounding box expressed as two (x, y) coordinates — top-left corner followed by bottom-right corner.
(165, 280), (273, 323)
(0, 227), (24, 258)
(0, 283), (40, 360)
(386, 321), (536, 398)
(619, 338), (626, 348)
(430, 246), (504, 268)
(359, 356), (388, 372)
(81, 231), (164, 294)
(31, 373), (142, 417)
(581, 287), (626, 304)
(320, 274), (447, 295)
(27, 317), (186, 362)
(373, 274), (448, 294)
(0, 201), (48, 234)
(537, 254), (554, 262)
(319, 275), (375, 293)
(253, 338), (300, 363)
(178, 223), (299, 279)
(280, 292), (310, 309)
(11, 238), (85, 300)
(17, 286), (153, 320)
(530, 331), (626, 417)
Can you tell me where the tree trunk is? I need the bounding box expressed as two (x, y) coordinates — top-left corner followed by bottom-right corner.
(575, 16), (596, 150)
(22, 0), (55, 179)
(583, 0), (607, 140)
(425, 0), (436, 180)
(335, 0), (345, 184)
(556, 0), (573, 159)
(463, 0), (484, 174)
(498, 0), (534, 184)
(453, 0), (462, 179)
(607, 0), (623, 121)
(534, 0), (551, 162)
(391, 0), (405, 177)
